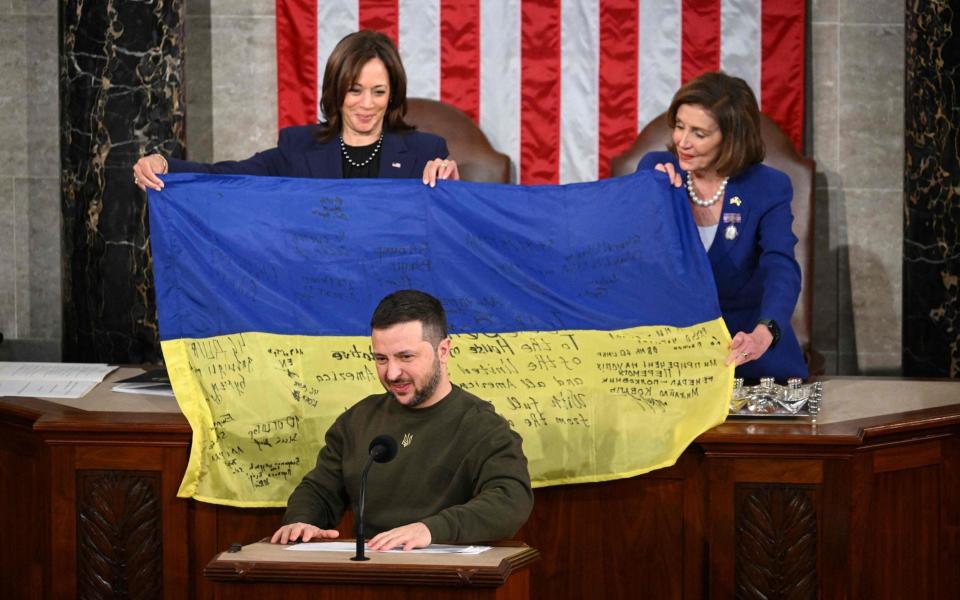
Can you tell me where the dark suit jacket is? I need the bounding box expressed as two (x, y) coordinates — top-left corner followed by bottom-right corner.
(637, 151), (808, 380)
(167, 126), (448, 179)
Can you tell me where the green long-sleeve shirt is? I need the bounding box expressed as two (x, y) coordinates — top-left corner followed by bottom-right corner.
(282, 385), (533, 543)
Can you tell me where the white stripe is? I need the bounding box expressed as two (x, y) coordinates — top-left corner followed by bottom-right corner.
(480, 0), (521, 182)
(637, 0), (682, 132)
(399, 0), (440, 100)
(720, 0), (761, 101)
(559, 0), (599, 183)
(316, 0), (359, 120)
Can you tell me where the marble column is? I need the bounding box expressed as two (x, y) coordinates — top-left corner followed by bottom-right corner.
(903, 1), (960, 377)
(61, 0), (185, 363)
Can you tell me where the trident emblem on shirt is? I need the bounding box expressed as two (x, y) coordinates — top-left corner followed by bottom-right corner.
(401, 433), (413, 448)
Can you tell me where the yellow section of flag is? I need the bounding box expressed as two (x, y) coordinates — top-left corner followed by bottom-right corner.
(165, 319), (732, 507)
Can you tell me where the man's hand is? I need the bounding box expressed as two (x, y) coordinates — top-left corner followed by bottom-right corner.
(367, 522), (432, 551)
(270, 522), (340, 545)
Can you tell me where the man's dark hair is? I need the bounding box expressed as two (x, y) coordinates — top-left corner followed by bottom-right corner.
(370, 290), (449, 345)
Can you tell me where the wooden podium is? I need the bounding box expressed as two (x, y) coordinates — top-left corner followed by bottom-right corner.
(203, 541), (539, 599)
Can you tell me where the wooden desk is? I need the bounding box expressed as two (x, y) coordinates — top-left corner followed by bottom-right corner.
(203, 541), (538, 599)
(2, 373), (959, 599)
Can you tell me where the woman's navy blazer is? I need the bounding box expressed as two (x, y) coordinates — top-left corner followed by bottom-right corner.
(638, 151), (808, 380)
(167, 126), (448, 180)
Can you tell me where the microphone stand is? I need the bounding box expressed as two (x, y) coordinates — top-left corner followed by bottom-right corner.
(351, 453), (376, 561)
(351, 435), (396, 561)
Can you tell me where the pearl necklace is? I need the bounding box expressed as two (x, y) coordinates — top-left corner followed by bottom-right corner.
(339, 132), (383, 168)
(685, 172), (729, 207)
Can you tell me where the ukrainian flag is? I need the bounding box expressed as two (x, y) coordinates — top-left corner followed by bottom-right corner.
(150, 172), (732, 507)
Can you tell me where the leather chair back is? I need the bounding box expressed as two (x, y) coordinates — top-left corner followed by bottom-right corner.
(404, 98), (511, 183)
(611, 114), (818, 371)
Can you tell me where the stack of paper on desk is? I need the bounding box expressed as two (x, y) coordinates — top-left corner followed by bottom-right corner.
(0, 362), (116, 399)
(111, 368), (173, 397)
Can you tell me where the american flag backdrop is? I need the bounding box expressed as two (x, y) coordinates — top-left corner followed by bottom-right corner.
(275, 0), (805, 184)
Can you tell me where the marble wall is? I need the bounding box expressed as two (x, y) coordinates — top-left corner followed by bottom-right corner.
(60, 0), (185, 363)
(0, 1), (920, 374)
(810, 0), (905, 374)
(903, 0), (960, 377)
(0, 0), (61, 361)
(184, 0), (276, 164)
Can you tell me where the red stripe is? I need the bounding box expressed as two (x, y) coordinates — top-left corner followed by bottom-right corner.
(359, 0), (399, 45)
(761, 0), (806, 152)
(681, 0), (721, 82)
(439, 0), (481, 122)
(276, 0), (318, 128)
(520, 0), (561, 184)
(598, 0), (639, 179)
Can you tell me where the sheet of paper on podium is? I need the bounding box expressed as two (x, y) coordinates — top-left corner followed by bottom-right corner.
(0, 362), (116, 398)
(284, 542), (492, 555)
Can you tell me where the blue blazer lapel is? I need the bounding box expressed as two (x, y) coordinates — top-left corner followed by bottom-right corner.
(378, 132), (416, 178)
(304, 138), (343, 179)
(708, 183), (750, 264)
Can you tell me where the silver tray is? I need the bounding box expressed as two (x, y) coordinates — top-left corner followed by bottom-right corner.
(727, 379), (822, 419)
(727, 408), (814, 419)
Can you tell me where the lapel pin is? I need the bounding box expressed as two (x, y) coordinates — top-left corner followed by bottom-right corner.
(722, 213), (741, 240)
(722, 213), (742, 224)
(391, 162), (401, 168)
(729, 196), (742, 206)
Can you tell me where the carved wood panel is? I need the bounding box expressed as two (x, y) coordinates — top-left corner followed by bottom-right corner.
(76, 470), (162, 599)
(734, 484), (817, 600)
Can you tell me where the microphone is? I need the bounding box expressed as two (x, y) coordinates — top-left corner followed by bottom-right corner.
(369, 434), (398, 464)
(351, 434), (398, 561)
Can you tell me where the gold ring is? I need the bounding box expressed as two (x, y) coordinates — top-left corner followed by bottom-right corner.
(441, 161), (449, 168)
(740, 351), (750, 357)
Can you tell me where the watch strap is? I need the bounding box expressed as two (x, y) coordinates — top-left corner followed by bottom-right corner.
(757, 319), (781, 348)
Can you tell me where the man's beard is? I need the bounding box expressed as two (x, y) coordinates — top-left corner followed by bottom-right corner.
(387, 354), (442, 408)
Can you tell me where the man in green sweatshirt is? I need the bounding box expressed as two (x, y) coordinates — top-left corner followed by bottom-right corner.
(271, 289), (533, 551)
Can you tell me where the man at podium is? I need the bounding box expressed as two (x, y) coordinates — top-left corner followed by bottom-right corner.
(271, 290), (534, 550)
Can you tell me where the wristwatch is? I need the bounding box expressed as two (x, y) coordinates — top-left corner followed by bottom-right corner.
(757, 319), (781, 348)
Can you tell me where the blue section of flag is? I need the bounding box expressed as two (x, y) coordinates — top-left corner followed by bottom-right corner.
(149, 172), (719, 340)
